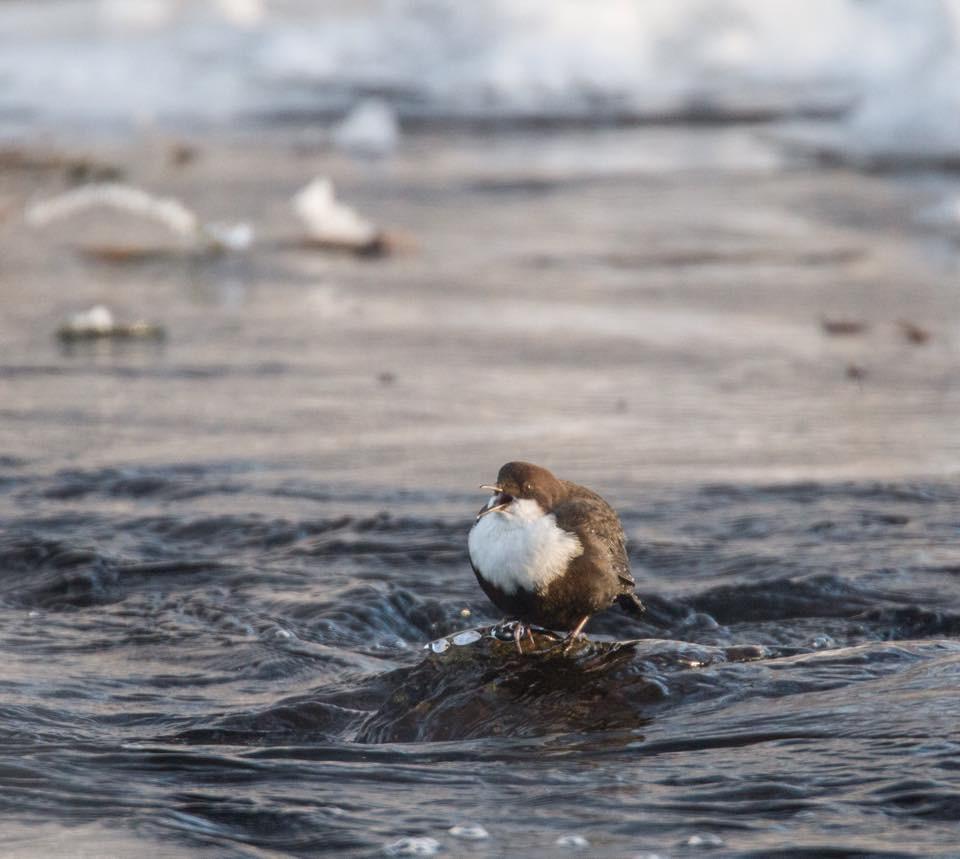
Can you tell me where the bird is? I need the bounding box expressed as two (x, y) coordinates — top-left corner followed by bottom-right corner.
(467, 461), (644, 654)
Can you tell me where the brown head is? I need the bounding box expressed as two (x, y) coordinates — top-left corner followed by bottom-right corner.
(477, 461), (564, 518)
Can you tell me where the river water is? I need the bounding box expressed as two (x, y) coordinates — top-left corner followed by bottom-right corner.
(3, 461), (960, 856)
(2, 75), (960, 859)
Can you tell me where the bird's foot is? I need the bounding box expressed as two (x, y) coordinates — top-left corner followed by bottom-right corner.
(513, 622), (526, 655)
(491, 621), (564, 654)
(492, 620), (530, 654)
(558, 615), (592, 655)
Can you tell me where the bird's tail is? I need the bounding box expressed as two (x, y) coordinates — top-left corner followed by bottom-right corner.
(616, 592), (645, 616)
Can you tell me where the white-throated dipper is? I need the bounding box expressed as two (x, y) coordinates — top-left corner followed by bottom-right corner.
(468, 461), (644, 653)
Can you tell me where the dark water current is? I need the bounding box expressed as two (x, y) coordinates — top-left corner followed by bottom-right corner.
(2, 461), (960, 856)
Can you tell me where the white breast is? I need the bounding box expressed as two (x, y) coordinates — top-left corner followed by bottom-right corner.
(468, 498), (583, 594)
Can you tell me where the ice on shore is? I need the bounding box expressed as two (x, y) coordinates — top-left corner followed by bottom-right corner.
(64, 305), (115, 335)
(292, 178), (379, 249)
(333, 99), (399, 158)
(201, 221), (254, 252)
(25, 183), (253, 254)
(57, 305), (165, 342)
(26, 183), (198, 238)
(5, 1), (960, 166)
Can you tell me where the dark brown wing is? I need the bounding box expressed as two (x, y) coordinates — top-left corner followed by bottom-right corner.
(553, 482), (632, 591)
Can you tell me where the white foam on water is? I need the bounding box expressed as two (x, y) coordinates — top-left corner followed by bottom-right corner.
(384, 836), (441, 856)
(448, 823), (489, 840)
(556, 834), (590, 849)
(684, 834), (725, 848)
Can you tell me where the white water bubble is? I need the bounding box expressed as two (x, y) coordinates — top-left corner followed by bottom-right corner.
(384, 836), (440, 856)
(449, 823), (488, 840)
(812, 635), (835, 649)
(556, 834), (590, 849)
(452, 630), (481, 647)
(430, 639), (450, 654)
(684, 834), (724, 848)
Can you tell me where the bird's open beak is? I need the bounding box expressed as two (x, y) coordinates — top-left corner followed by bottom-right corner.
(476, 484), (511, 519)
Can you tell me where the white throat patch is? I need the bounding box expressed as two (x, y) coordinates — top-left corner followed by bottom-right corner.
(468, 498), (583, 594)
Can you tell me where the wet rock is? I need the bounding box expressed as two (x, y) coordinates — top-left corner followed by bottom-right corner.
(358, 628), (646, 742)
(356, 626), (765, 743)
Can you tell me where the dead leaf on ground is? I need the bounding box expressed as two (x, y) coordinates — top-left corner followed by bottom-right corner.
(846, 363), (867, 381)
(0, 147), (123, 182)
(821, 317), (868, 336)
(169, 142), (200, 167)
(897, 320), (930, 345)
(73, 243), (185, 264)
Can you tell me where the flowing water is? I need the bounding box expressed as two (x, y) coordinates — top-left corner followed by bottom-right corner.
(3, 465), (960, 856)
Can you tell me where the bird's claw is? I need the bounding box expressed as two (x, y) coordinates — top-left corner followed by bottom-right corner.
(492, 621), (568, 655)
(492, 620), (530, 654)
(513, 622), (525, 655)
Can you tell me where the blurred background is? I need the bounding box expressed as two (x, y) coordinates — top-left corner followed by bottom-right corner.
(4, 4), (960, 858)
(2, 0), (960, 486)
(3, 0), (960, 161)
